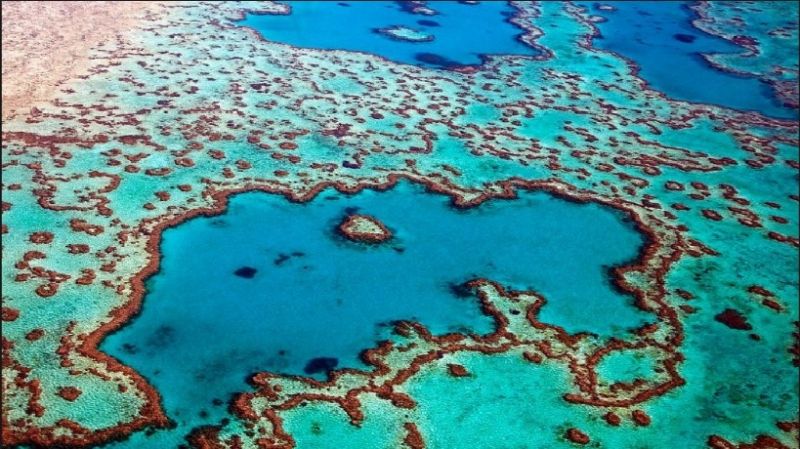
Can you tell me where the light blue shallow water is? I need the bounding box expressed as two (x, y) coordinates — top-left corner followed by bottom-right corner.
(580, 1), (798, 119)
(239, 1), (537, 68)
(101, 181), (646, 447)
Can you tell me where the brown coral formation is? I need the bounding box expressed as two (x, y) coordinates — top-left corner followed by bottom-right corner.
(56, 386), (82, 402)
(565, 427), (590, 444)
(714, 309), (753, 331)
(337, 214), (393, 243)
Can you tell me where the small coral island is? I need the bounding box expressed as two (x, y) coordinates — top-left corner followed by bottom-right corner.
(374, 25), (434, 43)
(337, 214), (393, 243)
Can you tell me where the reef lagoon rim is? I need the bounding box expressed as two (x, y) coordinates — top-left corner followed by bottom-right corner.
(100, 180), (648, 448)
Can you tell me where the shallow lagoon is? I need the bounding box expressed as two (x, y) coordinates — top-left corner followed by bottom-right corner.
(102, 181), (647, 447)
(239, 1), (538, 68)
(581, 1), (798, 119)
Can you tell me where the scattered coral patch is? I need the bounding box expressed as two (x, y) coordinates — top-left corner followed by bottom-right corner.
(337, 214), (393, 243)
(603, 411), (621, 426)
(375, 25), (434, 43)
(56, 386), (82, 402)
(403, 422), (425, 449)
(707, 434), (790, 449)
(25, 329), (45, 341)
(1, 307), (20, 321)
(714, 308), (753, 331)
(66, 244), (90, 254)
(29, 232), (54, 244)
(447, 363), (470, 377)
(631, 409), (652, 427)
(69, 219), (104, 235)
(565, 427), (590, 444)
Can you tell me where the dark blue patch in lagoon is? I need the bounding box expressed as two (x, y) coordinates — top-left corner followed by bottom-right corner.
(233, 266), (257, 278)
(673, 33), (696, 43)
(415, 52), (463, 69)
(237, 1), (538, 69)
(418, 19), (440, 27)
(304, 357), (339, 375)
(101, 181), (648, 447)
(580, 1), (797, 119)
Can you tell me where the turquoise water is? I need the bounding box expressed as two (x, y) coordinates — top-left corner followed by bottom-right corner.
(101, 181), (646, 447)
(239, 1), (537, 68)
(580, 1), (798, 119)
(2, 1), (798, 448)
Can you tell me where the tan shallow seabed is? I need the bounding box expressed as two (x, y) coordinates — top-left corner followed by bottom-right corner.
(1, 1), (160, 119)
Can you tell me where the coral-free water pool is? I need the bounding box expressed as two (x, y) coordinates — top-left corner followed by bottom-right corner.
(238, 1), (538, 69)
(580, 1), (798, 119)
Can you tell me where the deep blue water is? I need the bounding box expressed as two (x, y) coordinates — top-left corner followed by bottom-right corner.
(101, 181), (646, 447)
(580, 1), (798, 119)
(239, 1), (537, 68)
